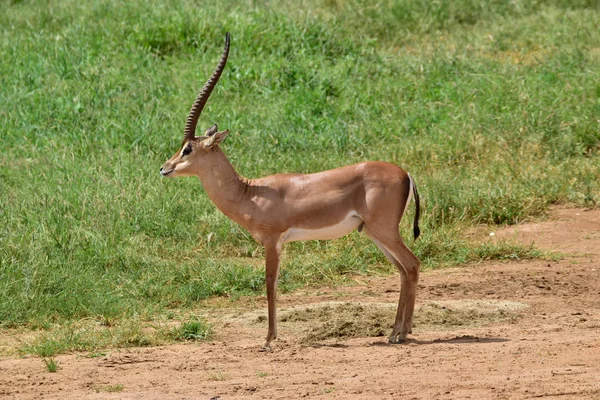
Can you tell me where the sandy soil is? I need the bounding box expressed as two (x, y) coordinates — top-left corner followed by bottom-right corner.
(1, 208), (599, 399)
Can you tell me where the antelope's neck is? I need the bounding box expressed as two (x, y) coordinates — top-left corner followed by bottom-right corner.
(193, 148), (249, 221)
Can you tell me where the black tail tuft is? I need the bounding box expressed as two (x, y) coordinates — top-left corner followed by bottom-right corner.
(411, 176), (421, 240)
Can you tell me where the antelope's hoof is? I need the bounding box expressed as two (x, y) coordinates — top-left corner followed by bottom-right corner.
(259, 343), (272, 352)
(388, 334), (407, 344)
(388, 338), (406, 345)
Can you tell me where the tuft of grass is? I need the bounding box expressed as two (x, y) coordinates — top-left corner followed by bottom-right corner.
(94, 384), (124, 393)
(84, 352), (107, 358)
(28, 339), (68, 359)
(470, 240), (546, 261)
(43, 357), (58, 372)
(206, 370), (228, 381)
(171, 318), (212, 341)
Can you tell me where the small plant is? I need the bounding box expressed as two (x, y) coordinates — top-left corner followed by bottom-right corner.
(94, 384), (124, 393)
(43, 358), (58, 372)
(106, 384), (124, 393)
(172, 318), (212, 341)
(256, 371), (268, 377)
(26, 338), (64, 359)
(206, 369), (227, 381)
(85, 352), (107, 358)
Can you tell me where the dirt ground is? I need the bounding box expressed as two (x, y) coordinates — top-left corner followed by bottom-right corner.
(1, 208), (599, 399)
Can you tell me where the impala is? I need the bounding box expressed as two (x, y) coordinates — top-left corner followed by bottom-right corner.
(161, 33), (422, 351)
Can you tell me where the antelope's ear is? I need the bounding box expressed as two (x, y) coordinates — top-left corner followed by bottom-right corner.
(204, 124), (218, 137)
(204, 129), (229, 148)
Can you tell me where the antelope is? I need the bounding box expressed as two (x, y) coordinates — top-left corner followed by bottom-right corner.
(160, 33), (421, 351)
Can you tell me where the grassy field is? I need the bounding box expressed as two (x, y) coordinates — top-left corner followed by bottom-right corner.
(1, 0), (599, 354)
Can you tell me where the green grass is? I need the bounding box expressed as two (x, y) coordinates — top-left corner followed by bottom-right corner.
(171, 317), (212, 341)
(19, 315), (211, 356)
(94, 384), (124, 393)
(43, 357), (59, 373)
(1, 0), (599, 350)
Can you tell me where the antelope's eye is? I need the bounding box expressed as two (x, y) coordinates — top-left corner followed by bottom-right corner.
(182, 144), (192, 157)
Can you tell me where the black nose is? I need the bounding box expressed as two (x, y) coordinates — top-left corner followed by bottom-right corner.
(160, 167), (163, 172)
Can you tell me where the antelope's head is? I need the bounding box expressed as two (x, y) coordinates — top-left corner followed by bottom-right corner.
(160, 33), (231, 178)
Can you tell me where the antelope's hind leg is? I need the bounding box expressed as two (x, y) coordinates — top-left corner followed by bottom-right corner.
(365, 229), (420, 343)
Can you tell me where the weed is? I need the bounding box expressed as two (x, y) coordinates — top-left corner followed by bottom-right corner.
(43, 358), (58, 373)
(171, 318), (212, 341)
(205, 369), (228, 381)
(84, 352), (107, 358)
(94, 384), (124, 393)
(27, 339), (68, 358)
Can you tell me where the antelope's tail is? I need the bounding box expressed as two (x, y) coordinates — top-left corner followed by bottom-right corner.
(408, 174), (421, 240)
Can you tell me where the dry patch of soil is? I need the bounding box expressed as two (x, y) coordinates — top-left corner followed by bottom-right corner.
(247, 300), (528, 343)
(1, 208), (600, 399)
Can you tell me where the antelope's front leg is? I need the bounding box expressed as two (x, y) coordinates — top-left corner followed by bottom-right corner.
(262, 242), (281, 352)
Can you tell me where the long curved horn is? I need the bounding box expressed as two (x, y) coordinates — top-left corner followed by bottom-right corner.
(183, 32), (230, 142)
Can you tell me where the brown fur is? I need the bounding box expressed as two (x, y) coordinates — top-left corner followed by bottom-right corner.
(162, 140), (421, 350)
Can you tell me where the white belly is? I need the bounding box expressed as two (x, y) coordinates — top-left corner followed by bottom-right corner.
(281, 212), (363, 243)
